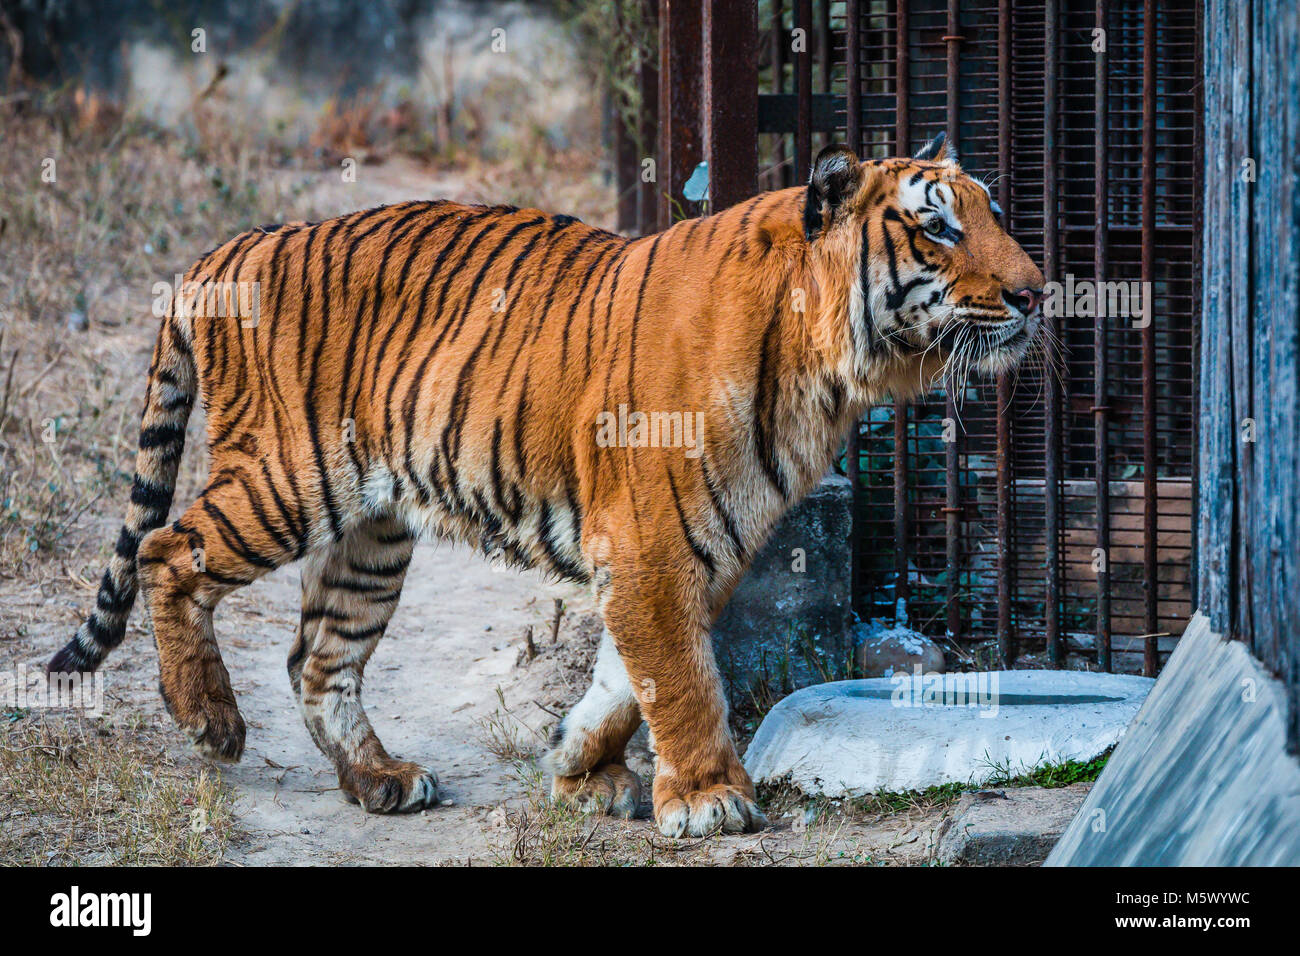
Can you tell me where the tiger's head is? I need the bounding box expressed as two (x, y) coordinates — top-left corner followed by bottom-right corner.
(804, 134), (1045, 388)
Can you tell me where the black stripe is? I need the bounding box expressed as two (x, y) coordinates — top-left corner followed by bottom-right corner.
(536, 501), (588, 582)
(129, 476), (173, 514)
(114, 527), (141, 560)
(624, 232), (664, 406)
(753, 308), (790, 499)
(700, 456), (745, 559)
(201, 499), (277, 569)
(347, 556), (411, 577)
(332, 622), (389, 642)
(666, 469), (714, 575)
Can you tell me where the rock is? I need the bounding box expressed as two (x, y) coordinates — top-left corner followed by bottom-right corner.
(935, 785), (1090, 865)
(65, 310), (88, 332)
(712, 474), (853, 700)
(853, 618), (946, 677)
(743, 670), (1154, 796)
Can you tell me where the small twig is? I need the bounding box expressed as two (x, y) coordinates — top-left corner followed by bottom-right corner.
(0, 341), (17, 427)
(520, 625), (537, 663)
(17, 344), (66, 399)
(549, 598), (564, 644)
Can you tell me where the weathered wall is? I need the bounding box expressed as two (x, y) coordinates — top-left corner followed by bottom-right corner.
(1046, 613), (1300, 865)
(1, 0), (595, 156)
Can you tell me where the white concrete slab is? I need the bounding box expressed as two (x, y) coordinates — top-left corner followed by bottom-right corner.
(744, 669), (1154, 796)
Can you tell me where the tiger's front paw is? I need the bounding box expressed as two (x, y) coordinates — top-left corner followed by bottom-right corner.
(551, 763), (642, 819)
(160, 677), (246, 763)
(653, 775), (768, 838)
(340, 759), (440, 813)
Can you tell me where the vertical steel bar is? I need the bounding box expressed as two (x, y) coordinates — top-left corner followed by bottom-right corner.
(1141, 0), (1159, 676)
(819, 0), (832, 94)
(1044, 0), (1063, 666)
(772, 0), (786, 188)
(944, 0), (962, 642)
(846, 0), (862, 616)
(1094, 0), (1112, 671)
(657, 0), (703, 231)
(637, 0), (659, 236)
(894, 0), (910, 619)
(996, 0), (1014, 663)
(847, 0), (861, 153)
(896, 0), (910, 151)
(796, 0), (814, 181)
(703, 0), (758, 211)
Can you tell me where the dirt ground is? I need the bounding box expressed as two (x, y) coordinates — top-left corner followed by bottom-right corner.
(5, 535), (963, 866)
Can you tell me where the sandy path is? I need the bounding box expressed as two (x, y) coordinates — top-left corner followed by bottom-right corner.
(214, 542), (591, 865)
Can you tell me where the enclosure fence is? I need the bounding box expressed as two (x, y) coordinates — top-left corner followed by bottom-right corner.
(621, 0), (1201, 674)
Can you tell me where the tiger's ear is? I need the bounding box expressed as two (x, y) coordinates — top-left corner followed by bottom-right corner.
(804, 144), (862, 242)
(914, 131), (955, 163)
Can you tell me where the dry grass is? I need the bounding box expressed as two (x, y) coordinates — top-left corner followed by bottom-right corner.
(476, 687), (546, 764)
(0, 103), (321, 585)
(484, 760), (914, 867)
(0, 715), (236, 865)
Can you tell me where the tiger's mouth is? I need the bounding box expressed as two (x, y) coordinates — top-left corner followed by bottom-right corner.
(929, 310), (1039, 381)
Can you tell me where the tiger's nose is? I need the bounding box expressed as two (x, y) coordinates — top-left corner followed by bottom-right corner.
(1015, 288), (1044, 314)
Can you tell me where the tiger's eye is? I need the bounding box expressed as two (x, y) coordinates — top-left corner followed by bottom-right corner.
(924, 218), (946, 237)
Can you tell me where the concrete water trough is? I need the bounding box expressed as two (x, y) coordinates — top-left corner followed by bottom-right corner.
(743, 669), (1154, 796)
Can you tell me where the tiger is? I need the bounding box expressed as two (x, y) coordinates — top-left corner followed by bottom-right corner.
(49, 133), (1044, 838)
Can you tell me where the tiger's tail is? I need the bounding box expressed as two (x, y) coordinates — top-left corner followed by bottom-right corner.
(49, 316), (196, 674)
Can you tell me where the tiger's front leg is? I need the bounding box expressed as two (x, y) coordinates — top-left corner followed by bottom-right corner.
(598, 553), (767, 838)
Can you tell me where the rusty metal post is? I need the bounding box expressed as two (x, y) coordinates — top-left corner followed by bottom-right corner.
(771, 0), (786, 189)
(846, 0), (862, 616)
(637, 0), (659, 236)
(1044, 0), (1063, 666)
(996, 0), (1014, 663)
(819, 0), (832, 94)
(795, 0), (814, 181)
(702, 0), (758, 212)
(1094, 0), (1112, 671)
(893, 0), (910, 619)
(896, 0), (909, 153)
(944, 0), (962, 641)
(615, 97), (638, 233)
(657, 0), (702, 231)
(846, 0), (861, 154)
(1141, 0), (1159, 676)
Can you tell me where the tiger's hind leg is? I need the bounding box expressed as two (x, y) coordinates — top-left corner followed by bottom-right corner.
(138, 471), (303, 762)
(544, 628), (644, 818)
(291, 515), (437, 813)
